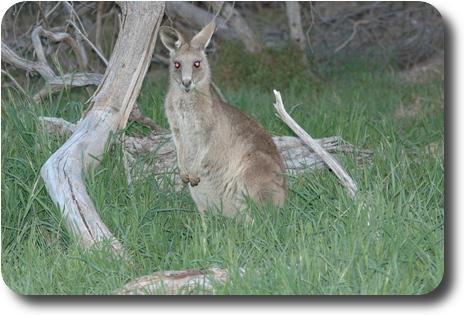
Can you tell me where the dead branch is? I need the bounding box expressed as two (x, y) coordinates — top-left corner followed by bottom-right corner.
(39, 116), (77, 136)
(274, 135), (371, 174)
(1, 39), (55, 78)
(34, 72), (102, 103)
(33, 25), (94, 97)
(34, 26), (90, 71)
(1, 26), (96, 103)
(273, 90), (358, 199)
(67, 19), (109, 66)
(1, 69), (28, 96)
(334, 19), (370, 54)
(115, 266), (236, 295)
(2, 20), (163, 132)
(128, 103), (169, 133)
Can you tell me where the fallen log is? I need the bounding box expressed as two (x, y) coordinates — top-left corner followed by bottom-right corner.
(39, 116), (371, 191)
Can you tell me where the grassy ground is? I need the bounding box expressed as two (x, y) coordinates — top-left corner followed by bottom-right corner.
(1, 45), (444, 295)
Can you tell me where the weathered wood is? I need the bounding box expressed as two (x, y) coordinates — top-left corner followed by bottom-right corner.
(1, 39), (55, 78)
(115, 266), (236, 295)
(39, 116), (371, 192)
(273, 90), (358, 199)
(34, 73), (103, 104)
(40, 2), (165, 254)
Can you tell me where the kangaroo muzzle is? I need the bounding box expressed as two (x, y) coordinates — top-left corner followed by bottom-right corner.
(181, 70), (194, 91)
(181, 79), (194, 91)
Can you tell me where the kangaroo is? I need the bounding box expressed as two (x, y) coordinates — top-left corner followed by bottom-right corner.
(159, 21), (287, 222)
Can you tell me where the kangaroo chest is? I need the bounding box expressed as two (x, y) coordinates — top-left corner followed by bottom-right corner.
(171, 94), (211, 125)
(167, 95), (217, 152)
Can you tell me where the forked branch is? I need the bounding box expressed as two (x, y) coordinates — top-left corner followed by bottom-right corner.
(2, 23), (163, 132)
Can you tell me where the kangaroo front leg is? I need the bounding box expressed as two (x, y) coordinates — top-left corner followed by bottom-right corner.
(188, 151), (203, 186)
(172, 128), (190, 183)
(188, 140), (211, 187)
(178, 157), (190, 184)
(177, 145), (191, 183)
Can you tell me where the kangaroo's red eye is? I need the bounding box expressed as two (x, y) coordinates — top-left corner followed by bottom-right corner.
(174, 62), (181, 68)
(194, 61), (200, 68)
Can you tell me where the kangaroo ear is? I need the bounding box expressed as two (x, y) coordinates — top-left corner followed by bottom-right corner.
(159, 26), (184, 54)
(191, 20), (216, 50)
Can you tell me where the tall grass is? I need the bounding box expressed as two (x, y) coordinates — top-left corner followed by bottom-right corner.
(1, 45), (443, 294)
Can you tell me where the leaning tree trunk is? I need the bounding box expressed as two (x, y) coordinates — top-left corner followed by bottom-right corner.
(40, 1), (165, 255)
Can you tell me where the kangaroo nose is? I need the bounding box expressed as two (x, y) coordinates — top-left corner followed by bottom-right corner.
(182, 79), (192, 88)
(181, 78), (194, 92)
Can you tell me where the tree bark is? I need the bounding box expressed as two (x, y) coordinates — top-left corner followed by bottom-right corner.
(40, 1), (165, 254)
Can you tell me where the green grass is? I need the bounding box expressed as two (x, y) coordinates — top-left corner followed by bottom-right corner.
(1, 51), (444, 295)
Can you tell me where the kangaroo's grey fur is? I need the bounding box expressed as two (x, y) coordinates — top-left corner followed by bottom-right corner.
(159, 21), (287, 222)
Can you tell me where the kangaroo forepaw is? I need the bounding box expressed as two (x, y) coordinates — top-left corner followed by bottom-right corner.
(180, 173), (200, 186)
(189, 176), (200, 187)
(180, 173), (190, 184)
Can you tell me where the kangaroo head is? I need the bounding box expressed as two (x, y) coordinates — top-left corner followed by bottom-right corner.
(159, 21), (215, 93)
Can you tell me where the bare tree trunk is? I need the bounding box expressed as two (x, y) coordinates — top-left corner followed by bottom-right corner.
(285, 1), (317, 79)
(285, 1), (306, 50)
(40, 2), (165, 255)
